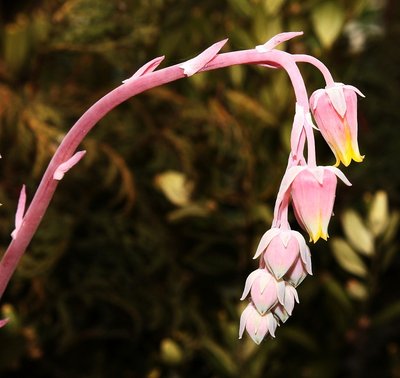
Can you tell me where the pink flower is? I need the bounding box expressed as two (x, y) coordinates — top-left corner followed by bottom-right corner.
(253, 228), (312, 280)
(290, 166), (351, 243)
(310, 83), (365, 167)
(239, 303), (278, 344)
(240, 268), (285, 315)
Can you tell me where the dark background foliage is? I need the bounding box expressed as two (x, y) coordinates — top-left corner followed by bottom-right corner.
(0, 0), (400, 377)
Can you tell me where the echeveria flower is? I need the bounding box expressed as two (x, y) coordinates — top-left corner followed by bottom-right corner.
(239, 303), (278, 344)
(253, 228), (312, 280)
(290, 166), (351, 243)
(240, 268), (285, 315)
(310, 83), (365, 167)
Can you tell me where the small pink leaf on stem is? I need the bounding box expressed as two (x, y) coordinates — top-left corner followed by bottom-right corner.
(290, 103), (305, 160)
(179, 39), (228, 76)
(0, 318), (9, 328)
(256, 31), (303, 52)
(122, 56), (165, 83)
(53, 150), (86, 181)
(11, 185), (26, 240)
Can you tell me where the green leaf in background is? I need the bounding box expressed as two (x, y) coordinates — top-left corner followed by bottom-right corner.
(160, 338), (184, 366)
(201, 338), (237, 377)
(346, 279), (368, 301)
(253, 14), (283, 45)
(330, 237), (368, 277)
(321, 274), (353, 313)
(341, 209), (374, 256)
(311, 1), (345, 49)
(373, 300), (400, 326)
(154, 171), (194, 207)
(368, 190), (389, 237)
(263, 0), (286, 16)
(382, 210), (400, 245)
(3, 15), (31, 76)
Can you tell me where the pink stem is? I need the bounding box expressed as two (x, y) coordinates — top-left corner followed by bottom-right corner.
(0, 48), (310, 299)
(293, 54), (335, 87)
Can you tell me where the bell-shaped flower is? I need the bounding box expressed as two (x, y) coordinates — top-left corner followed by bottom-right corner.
(290, 166), (351, 243)
(240, 268), (285, 315)
(253, 228), (312, 280)
(310, 83), (365, 167)
(239, 303), (278, 344)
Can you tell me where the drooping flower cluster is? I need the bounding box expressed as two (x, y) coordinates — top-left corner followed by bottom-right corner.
(239, 34), (364, 344)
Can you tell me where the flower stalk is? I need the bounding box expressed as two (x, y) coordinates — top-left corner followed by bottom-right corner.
(0, 32), (364, 338)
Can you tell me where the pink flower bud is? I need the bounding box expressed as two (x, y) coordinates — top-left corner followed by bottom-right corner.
(291, 166), (350, 243)
(239, 303), (278, 344)
(240, 269), (285, 315)
(254, 228), (311, 280)
(310, 83), (364, 167)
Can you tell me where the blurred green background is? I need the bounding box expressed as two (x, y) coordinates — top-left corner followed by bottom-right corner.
(1, 0), (400, 377)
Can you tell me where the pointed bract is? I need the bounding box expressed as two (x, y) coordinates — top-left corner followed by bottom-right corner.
(256, 31), (303, 52)
(272, 304), (290, 323)
(122, 56), (165, 83)
(53, 150), (86, 181)
(283, 283), (299, 316)
(179, 39), (228, 76)
(11, 185), (27, 240)
(284, 256), (308, 287)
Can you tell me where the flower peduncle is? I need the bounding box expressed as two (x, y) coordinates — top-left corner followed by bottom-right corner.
(0, 35), (318, 300)
(293, 54), (335, 87)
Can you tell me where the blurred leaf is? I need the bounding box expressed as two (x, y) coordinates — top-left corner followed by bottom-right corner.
(368, 190), (389, 237)
(229, 64), (245, 87)
(280, 326), (319, 352)
(311, 1), (345, 49)
(154, 171), (194, 207)
(226, 0), (253, 16)
(226, 90), (277, 125)
(382, 210), (400, 245)
(253, 14), (283, 45)
(3, 15), (31, 75)
(346, 279), (368, 301)
(31, 11), (50, 46)
(381, 245), (399, 273)
(167, 203), (213, 222)
(331, 237), (368, 277)
(201, 338), (237, 376)
(0, 304), (20, 332)
(249, 203), (273, 225)
(322, 274), (353, 313)
(341, 209), (374, 256)
(263, 0), (286, 15)
(373, 301), (400, 326)
(160, 338), (184, 365)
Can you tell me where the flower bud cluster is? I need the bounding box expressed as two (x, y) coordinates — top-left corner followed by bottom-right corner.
(239, 229), (310, 343)
(239, 35), (364, 344)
